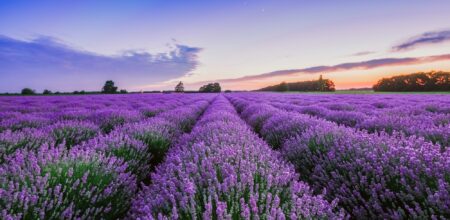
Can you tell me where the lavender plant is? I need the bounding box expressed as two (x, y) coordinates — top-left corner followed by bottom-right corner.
(46, 120), (100, 149)
(88, 109), (142, 133)
(227, 94), (450, 219)
(0, 128), (51, 163)
(129, 96), (343, 219)
(282, 125), (450, 219)
(0, 144), (137, 219)
(79, 132), (151, 182)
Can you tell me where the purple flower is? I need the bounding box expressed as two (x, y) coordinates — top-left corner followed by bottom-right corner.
(129, 96), (342, 219)
(45, 120), (100, 149)
(227, 93), (450, 219)
(0, 144), (137, 219)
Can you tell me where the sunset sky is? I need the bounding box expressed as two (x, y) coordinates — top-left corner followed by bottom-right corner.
(1, 0), (450, 92)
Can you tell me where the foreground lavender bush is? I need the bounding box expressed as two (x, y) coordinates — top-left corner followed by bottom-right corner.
(228, 95), (450, 219)
(283, 125), (450, 219)
(0, 144), (137, 219)
(129, 96), (343, 219)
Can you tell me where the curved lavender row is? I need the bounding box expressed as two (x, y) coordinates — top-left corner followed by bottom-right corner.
(227, 95), (450, 219)
(129, 96), (343, 219)
(80, 99), (212, 181)
(232, 93), (450, 148)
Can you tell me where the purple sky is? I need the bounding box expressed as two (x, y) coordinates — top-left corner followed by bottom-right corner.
(1, 0), (450, 92)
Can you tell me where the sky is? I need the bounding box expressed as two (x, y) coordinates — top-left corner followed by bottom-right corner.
(1, 0), (450, 92)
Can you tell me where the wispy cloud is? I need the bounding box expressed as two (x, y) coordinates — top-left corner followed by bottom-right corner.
(0, 35), (202, 92)
(392, 30), (450, 51)
(203, 53), (450, 84)
(350, 51), (375, 57)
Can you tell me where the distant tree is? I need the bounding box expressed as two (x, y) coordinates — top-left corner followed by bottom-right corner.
(199, 82), (221, 93)
(102, 80), (118, 93)
(79, 90), (86, 94)
(278, 82), (289, 92)
(73, 91), (80, 94)
(373, 71), (450, 92)
(43, 89), (52, 95)
(55, 91), (61, 95)
(175, 81), (184, 93)
(225, 90), (232, 93)
(21, 88), (35, 95)
(120, 89), (128, 94)
(324, 79), (335, 91)
(318, 75), (325, 91)
(258, 77), (335, 92)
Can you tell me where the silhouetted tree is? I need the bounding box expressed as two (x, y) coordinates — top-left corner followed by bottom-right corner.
(259, 76), (335, 92)
(21, 88), (35, 95)
(120, 89), (128, 94)
(43, 89), (52, 95)
(102, 80), (118, 93)
(175, 81), (184, 92)
(324, 79), (335, 91)
(318, 75), (325, 91)
(278, 82), (289, 91)
(199, 82), (221, 93)
(373, 71), (450, 92)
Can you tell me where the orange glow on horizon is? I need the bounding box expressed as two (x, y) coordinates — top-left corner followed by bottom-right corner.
(215, 60), (450, 90)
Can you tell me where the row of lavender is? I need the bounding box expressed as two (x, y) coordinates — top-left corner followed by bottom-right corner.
(129, 96), (343, 219)
(0, 94), (214, 219)
(234, 93), (450, 149)
(0, 94), (209, 162)
(0, 94), (207, 134)
(2, 92), (449, 219)
(227, 93), (450, 219)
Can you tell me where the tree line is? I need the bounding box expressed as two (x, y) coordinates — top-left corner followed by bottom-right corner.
(176, 81), (221, 93)
(12, 71), (450, 95)
(19, 80), (128, 95)
(15, 80), (223, 95)
(373, 71), (450, 92)
(258, 75), (335, 92)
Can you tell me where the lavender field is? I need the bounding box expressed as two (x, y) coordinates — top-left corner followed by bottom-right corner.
(0, 93), (449, 219)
